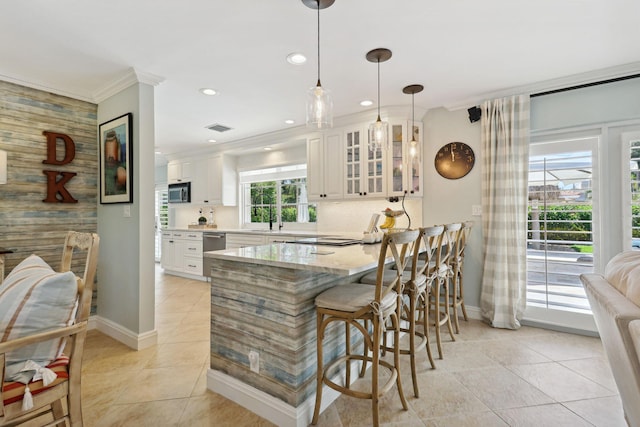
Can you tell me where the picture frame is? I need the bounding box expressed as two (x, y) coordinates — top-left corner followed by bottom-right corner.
(99, 113), (133, 204)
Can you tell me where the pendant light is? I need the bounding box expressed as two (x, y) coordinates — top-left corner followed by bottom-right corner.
(403, 84), (423, 159)
(366, 48), (392, 152)
(303, 0), (335, 129)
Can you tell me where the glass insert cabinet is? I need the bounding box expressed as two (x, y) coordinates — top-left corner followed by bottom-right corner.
(344, 127), (386, 198)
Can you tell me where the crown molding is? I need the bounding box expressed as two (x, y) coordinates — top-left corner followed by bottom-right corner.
(0, 73), (94, 103)
(92, 67), (164, 103)
(444, 61), (640, 111)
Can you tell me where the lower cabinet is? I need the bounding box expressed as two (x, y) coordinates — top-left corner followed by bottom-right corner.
(225, 233), (266, 249)
(161, 231), (203, 277)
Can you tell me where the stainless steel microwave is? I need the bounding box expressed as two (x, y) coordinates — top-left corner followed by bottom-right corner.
(168, 182), (191, 203)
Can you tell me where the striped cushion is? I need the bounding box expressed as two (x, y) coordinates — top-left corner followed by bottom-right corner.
(0, 255), (78, 383)
(2, 355), (69, 405)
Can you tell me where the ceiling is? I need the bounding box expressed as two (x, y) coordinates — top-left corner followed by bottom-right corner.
(2, 0), (639, 159)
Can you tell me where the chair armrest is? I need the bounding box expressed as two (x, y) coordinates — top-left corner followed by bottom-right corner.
(0, 321), (87, 354)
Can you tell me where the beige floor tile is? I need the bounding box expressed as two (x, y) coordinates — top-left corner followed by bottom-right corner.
(144, 340), (209, 369)
(116, 366), (202, 404)
(515, 330), (605, 361)
(475, 338), (552, 366)
(559, 356), (619, 391)
(190, 363), (211, 397)
(93, 398), (188, 427)
(507, 362), (617, 402)
(563, 396), (628, 427)
(409, 371), (490, 420)
(178, 393), (277, 426)
(431, 411), (509, 427)
(452, 366), (554, 410)
(495, 403), (593, 426)
(431, 341), (501, 372)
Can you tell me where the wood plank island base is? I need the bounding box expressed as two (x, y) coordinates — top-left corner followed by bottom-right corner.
(204, 242), (384, 427)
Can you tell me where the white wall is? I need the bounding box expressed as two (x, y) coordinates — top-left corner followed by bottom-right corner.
(97, 82), (156, 346)
(422, 107), (483, 309)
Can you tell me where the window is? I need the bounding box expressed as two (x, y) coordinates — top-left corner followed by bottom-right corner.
(155, 187), (168, 262)
(240, 165), (316, 228)
(625, 135), (640, 250)
(525, 135), (599, 330)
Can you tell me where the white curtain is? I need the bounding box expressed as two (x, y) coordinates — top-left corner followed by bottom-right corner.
(480, 95), (530, 329)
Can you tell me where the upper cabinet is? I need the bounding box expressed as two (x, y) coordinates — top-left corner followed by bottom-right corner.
(344, 126), (386, 198)
(169, 155), (237, 206)
(388, 121), (423, 198)
(167, 160), (192, 184)
(191, 154), (237, 206)
(307, 133), (344, 200)
(306, 118), (422, 201)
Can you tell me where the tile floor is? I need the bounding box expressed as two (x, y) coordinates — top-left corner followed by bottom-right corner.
(80, 266), (628, 426)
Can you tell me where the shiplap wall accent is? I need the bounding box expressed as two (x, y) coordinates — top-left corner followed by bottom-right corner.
(0, 80), (98, 281)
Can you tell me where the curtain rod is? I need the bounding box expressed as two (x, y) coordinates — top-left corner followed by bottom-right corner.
(530, 73), (640, 98)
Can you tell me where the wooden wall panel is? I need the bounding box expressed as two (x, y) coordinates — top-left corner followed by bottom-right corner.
(0, 80), (98, 280)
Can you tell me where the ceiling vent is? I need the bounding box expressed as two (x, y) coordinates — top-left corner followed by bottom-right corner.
(206, 123), (233, 133)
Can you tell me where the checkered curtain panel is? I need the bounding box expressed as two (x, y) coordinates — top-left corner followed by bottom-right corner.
(479, 94), (530, 329)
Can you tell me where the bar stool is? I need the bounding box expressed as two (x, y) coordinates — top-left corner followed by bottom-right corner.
(450, 221), (473, 333)
(430, 223), (460, 359)
(358, 226), (443, 397)
(311, 229), (418, 427)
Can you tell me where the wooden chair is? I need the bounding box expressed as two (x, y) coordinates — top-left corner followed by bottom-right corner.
(450, 221), (473, 333)
(311, 229), (418, 427)
(429, 223), (459, 359)
(1, 231), (99, 427)
(358, 226), (442, 397)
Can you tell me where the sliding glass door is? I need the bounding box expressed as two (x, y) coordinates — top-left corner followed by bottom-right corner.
(525, 136), (599, 331)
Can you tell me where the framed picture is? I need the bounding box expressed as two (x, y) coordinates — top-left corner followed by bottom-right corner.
(99, 113), (133, 204)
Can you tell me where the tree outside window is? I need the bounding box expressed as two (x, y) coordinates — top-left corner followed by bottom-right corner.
(247, 178), (316, 225)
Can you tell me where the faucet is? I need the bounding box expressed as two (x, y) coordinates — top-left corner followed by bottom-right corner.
(276, 214), (283, 231)
(268, 205), (283, 231)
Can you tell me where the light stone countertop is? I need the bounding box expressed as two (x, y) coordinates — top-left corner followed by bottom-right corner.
(163, 228), (331, 237)
(204, 242), (384, 276)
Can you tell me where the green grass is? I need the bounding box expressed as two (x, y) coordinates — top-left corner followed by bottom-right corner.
(571, 245), (593, 253)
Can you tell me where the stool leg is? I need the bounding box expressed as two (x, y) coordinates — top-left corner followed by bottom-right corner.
(312, 312), (324, 425)
(459, 269), (468, 321)
(392, 309), (408, 411)
(451, 267), (461, 334)
(443, 277), (456, 342)
(372, 315), (380, 427)
(433, 279), (443, 359)
(345, 320), (351, 387)
(421, 290), (436, 369)
(408, 290), (419, 397)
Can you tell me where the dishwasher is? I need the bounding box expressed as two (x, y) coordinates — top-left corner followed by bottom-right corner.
(203, 232), (226, 280)
(203, 232), (226, 251)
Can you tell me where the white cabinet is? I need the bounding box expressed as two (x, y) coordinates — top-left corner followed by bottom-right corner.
(161, 230), (203, 277)
(307, 133), (343, 200)
(167, 160), (193, 184)
(191, 155), (237, 206)
(344, 126), (386, 199)
(388, 121), (423, 198)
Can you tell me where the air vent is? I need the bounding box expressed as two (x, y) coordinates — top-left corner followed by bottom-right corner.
(206, 123), (233, 133)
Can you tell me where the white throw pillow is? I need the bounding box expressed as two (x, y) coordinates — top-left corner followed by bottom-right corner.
(0, 254), (78, 382)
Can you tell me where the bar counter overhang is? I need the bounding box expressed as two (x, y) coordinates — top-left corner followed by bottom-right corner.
(204, 242), (385, 427)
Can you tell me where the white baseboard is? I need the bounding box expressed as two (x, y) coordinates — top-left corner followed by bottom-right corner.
(207, 360), (362, 427)
(92, 315), (158, 350)
(162, 269), (207, 282)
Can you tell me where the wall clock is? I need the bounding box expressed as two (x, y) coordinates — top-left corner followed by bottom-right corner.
(434, 142), (475, 179)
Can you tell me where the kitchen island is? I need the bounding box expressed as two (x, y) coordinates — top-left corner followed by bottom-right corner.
(203, 241), (384, 427)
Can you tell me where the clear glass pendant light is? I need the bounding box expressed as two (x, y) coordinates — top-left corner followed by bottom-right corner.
(366, 48), (392, 152)
(305, 0), (334, 129)
(403, 84), (424, 160)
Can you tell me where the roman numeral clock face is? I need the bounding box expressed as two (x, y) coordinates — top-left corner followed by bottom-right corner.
(434, 142), (475, 179)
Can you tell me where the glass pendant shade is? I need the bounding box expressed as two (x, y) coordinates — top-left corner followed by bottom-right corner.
(403, 84), (424, 161)
(366, 48), (392, 152)
(304, 0), (335, 129)
(368, 116), (388, 152)
(306, 82), (333, 129)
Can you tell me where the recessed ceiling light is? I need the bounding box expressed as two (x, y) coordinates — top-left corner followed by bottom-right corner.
(264, 147), (273, 151)
(200, 88), (217, 96)
(208, 139), (217, 143)
(360, 99), (374, 107)
(284, 119), (295, 124)
(286, 52), (307, 65)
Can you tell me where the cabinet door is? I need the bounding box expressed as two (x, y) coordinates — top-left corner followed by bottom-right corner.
(364, 138), (386, 197)
(192, 158), (210, 204)
(344, 128), (363, 197)
(387, 121), (422, 197)
(161, 236), (179, 271)
(167, 162), (181, 184)
(306, 137), (324, 200)
(323, 133), (344, 199)
(209, 155), (237, 206)
(307, 134), (344, 200)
